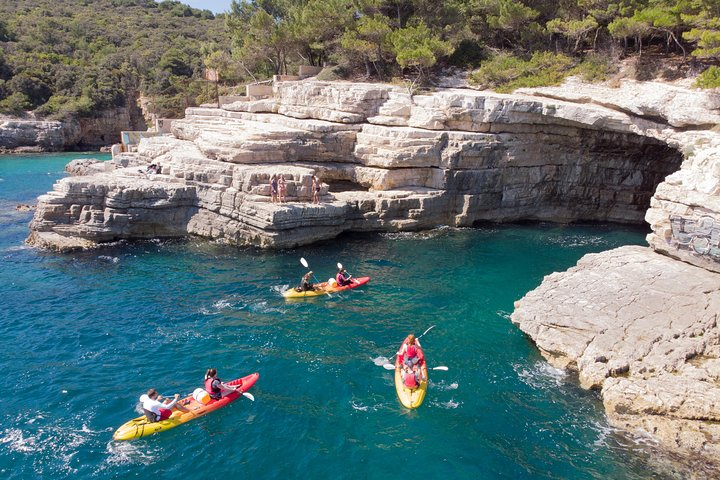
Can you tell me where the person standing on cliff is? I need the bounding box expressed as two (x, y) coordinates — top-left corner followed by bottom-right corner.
(278, 174), (286, 203)
(312, 175), (320, 204)
(270, 174), (279, 203)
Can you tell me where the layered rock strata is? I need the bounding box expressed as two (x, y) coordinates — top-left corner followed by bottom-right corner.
(510, 80), (720, 469)
(0, 106), (146, 152)
(512, 245), (720, 471)
(26, 77), (720, 467)
(29, 80), (685, 249)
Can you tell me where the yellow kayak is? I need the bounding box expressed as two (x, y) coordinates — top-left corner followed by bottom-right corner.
(394, 341), (428, 409)
(283, 276), (370, 298)
(113, 373), (258, 441)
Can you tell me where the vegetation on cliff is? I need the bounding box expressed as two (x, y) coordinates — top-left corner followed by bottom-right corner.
(0, 0), (227, 120)
(0, 0), (719, 124)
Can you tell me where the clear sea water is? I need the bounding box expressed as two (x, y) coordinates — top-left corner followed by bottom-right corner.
(0, 153), (677, 479)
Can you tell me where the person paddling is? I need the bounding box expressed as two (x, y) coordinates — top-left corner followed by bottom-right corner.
(296, 271), (317, 292)
(335, 266), (353, 286)
(397, 334), (422, 367)
(139, 388), (189, 422)
(401, 364), (424, 390)
(204, 368), (242, 400)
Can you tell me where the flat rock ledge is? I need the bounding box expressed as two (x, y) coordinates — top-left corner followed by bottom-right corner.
(512, 245), (720, 471)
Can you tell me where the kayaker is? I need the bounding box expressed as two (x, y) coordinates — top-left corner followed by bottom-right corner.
(296, 271), (316, 292)
(401, 364), (423, 389)
(397, 334), (422, 367)
(204, 368), (242, 400)
(335, 266), (352, 286)
(139, 388), (188, 422)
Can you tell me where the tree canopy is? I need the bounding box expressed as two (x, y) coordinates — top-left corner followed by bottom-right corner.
(1, 0), (719, 121)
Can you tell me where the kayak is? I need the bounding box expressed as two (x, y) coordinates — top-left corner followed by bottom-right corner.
(113, 373), (259, 441)
(283, 276), (370, 298)
(394, 340), (428, 409)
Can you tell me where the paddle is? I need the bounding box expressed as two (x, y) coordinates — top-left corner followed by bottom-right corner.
(374, 324), (439, 367)
(383, 364), (448, 371)
(168, 390), (255, 402)
(300, 257), (330, 296)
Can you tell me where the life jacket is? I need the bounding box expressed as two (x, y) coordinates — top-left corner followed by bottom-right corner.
(404, 371), (418, 388)
(336, 272), (348, 286)
(405, 344), (417, 359)
(205, 377), (221, 400)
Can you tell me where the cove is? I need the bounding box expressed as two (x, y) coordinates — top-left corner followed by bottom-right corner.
(0, 153), (678, 479)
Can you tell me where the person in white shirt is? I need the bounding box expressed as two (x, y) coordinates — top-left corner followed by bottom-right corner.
(139, 388), (188, 422)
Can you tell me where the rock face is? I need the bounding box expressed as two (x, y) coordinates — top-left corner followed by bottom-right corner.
(512, 245), (720, 470)
(29, 79), (687, 249)
(0, 105), (146, 151)
(25, 77), (720, 468)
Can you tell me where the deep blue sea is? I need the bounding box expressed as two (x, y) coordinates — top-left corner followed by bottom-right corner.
(0, 153), (676, 479)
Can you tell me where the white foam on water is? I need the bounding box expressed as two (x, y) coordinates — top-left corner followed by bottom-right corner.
(514, 361), (567, 390)
(0, 428), (38, 452)
(97, 255), (119, 263)
(0, 411), (102, 475)
(432, 399), (461, 409)
(104, 440), (157, 467)
(4, 244), (31, 252)
(248, 301), (284, 314)
(433, 380), (459, 391)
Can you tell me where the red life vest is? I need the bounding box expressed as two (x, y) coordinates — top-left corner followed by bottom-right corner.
(404, 371), (418, 388)
(205, 377), (221, 399)
(406, 345), (417, 358)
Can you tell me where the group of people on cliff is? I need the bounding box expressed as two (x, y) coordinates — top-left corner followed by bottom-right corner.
(269, 174), (321, 204)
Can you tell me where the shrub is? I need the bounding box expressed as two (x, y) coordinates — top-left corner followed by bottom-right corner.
(469, 52), (574, 92)
(572, 54), (616, 82)
(0, 92), (31, 115)
(316, 65), (348, 81)
(696, 66), (720, 89)
(35, 95), (94, 120)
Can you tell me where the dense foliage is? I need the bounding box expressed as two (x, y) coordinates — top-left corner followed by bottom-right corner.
(226, 0), (720, 89)
(1, 0), (719, 122)
(0, 0), (229, 119)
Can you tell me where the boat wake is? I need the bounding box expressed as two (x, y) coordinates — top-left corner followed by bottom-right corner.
(104, 439), (158, 468)
(432, 380), (459, 391)
(431, 399), (462, 409)
(0, 411), (105, 476)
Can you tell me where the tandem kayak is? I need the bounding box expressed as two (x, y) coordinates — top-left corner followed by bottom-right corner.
(113, 372), (259, 441)
(394, 341), (428, 409)
(283, 276), (370, 298)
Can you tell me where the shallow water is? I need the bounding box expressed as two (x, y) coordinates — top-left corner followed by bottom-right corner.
(0, 153), (677, 478)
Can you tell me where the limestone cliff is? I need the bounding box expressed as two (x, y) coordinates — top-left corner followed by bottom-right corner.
(0, 106), (146, 152)
(28, 79), (685, 250)
(26, 77), (720, 468)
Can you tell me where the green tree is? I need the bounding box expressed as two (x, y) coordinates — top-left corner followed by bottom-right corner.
(390, 20), (453, 91)
(340, 14), (393, 77)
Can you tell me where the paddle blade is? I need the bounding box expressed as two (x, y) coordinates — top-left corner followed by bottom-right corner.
(382, 364), (396, 370)
(300, 257), (309, 268)
(337, 262), (343, 269)
(242, 392), (255, 401)
(432, 366), (448, 371)
(373, 356), (390, 366)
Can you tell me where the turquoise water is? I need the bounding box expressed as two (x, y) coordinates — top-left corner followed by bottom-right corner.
(0, 153), (671, 479)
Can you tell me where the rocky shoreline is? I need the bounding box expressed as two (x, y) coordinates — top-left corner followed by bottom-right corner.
(26, 77), (720, 469)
